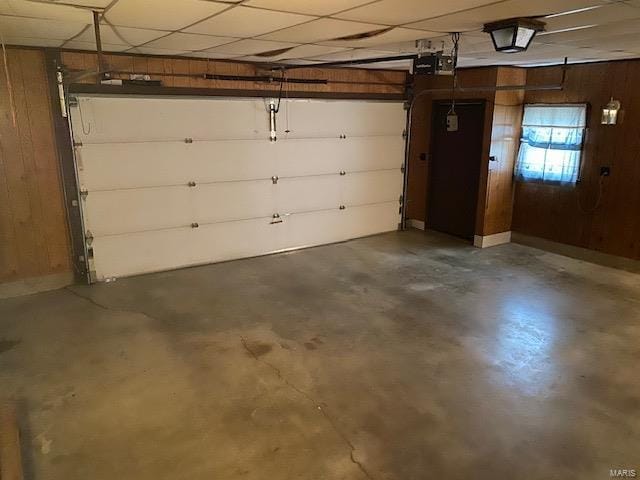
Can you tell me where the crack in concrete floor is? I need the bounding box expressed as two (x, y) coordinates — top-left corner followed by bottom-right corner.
(241, 336), (373, 480)
(65, 286), (373, 479)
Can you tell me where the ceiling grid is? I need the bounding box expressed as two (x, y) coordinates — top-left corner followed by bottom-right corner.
(0, 0), (638, 68)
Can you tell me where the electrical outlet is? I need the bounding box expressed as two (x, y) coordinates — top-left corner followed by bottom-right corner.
(600, 166), (611, 177)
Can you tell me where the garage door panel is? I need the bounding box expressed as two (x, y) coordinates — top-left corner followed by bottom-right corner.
(191, 141), (276, 183)
(274, 136), (404, 178)
(284, 100), (406, 138)
(190, 218), (278, 265)
(72, 95), (405, 281)
(84, 187), (192, 236)
(342, 170), (404, 206)
(276, 176), (342, 213)
(341, 202), (400, 239)
(276, 209), (347, 251)
(342, 137), (405, 172)
(193, 181), (275, 224)
(91, 229), (194, 280)
(71, 96), (270, 144)
(78, 143), (194, 190)
(78, 140), (277, 191)
(275, 139), (345, 177)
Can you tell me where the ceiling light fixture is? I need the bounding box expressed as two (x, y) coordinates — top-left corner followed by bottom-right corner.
(483, 17), (546, 53)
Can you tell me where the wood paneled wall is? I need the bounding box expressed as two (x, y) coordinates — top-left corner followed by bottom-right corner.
(0, 48), (71, 283)
(484, 68), (526, 236)
(512, 60), (640, 260)
(60, 51), (406, 95)
(406, 67), (527, 237)
(406, 68), (497, 228)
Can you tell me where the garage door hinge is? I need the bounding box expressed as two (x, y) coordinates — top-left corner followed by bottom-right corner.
(184, 137), (193, 143)
(271, 176), (279, 184)
(85, 230), (94, 246)
(400, 165), (405, 173)
(79, 188), (88, 200)
(68, 96), (78, 108)
(399, 194), (404, 205)
(402, 129), (407, 139)
(74, 141), (83, 148)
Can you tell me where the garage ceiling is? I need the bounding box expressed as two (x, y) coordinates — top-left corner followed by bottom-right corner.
(0, 0), (639, 68)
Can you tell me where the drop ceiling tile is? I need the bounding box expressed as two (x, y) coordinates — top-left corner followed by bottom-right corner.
(406, 0), (614, 32)
(358, 59), (412, 69)
(1, 35), (64, 48)
(182, 51), (240, 59)
(144, 32), (235, 51)
(61, 0), (113, 6)
(205, 39), (298, 55)
(278, 58), (318, 65)
(268, 44), (351, 60)
(132, 46), (189, 56)
(372, 34), (454, 53)
(184, 6), (313, 37)
(244, 0), (374, 16)
(543, 3), (640, 32)
(319, 26), (439, 48)
(72, 24), (169, 46)
(561, 32), (640, 52)
(0, 15), (87, 39)
(105, 0), (229, 31)
(0, 0), (92, 22)
(280, 45), (351, 59)
(258, 18), (383, 43)
(63, 40), (129, 52)
(304, 48), (394, 61)
(334, 0), (499, 25)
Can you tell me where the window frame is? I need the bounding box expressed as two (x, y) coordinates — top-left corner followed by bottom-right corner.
(515, 102), (590, 187)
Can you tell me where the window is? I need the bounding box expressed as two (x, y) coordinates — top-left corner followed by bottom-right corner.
(515, 104), (587, 185)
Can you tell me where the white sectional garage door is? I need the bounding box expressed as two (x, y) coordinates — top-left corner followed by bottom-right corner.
(69, 95), (405, 282)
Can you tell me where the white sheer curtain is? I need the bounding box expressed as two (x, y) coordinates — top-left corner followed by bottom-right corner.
(515, 104), (587, 185)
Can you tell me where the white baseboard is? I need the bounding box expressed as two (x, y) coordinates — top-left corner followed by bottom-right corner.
(474, 231), (512, 248)
(406, 219), (425, 231)
(0, 272), (74, 299)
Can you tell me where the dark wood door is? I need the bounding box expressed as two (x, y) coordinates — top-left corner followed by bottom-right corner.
(427, 101), (485, 240)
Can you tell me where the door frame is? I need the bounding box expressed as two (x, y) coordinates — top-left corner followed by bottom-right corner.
(425, 99), (487, 240)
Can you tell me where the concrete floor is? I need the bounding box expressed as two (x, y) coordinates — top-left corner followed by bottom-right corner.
(1, 230), (639, 480)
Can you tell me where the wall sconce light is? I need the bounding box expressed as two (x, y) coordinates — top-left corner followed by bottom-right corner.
(601, 98), (621, 125)
(483, 18), (546, 53)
